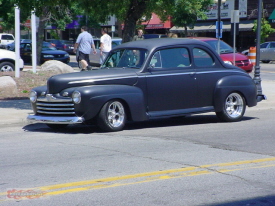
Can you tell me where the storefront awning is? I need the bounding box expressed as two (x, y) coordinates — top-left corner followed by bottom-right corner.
(269, 9), (275, 24)
(170, 20), (254, 33)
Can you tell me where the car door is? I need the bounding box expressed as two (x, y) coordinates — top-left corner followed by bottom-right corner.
(145, 47), (197, 118)
(192, 46), (229, 108)
(260, 42), (269, 60)
(20, 43), (32, 62)
(266, 42), (275, 60)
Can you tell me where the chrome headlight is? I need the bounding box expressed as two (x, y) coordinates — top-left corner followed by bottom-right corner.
(224, 60), (233, 65)
(65, 53), (70, 57)
(29, 91), (37, 103)
(72, 91), (81, 104)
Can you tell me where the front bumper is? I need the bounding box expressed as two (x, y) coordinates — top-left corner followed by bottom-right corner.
(27, 114), (84, 124)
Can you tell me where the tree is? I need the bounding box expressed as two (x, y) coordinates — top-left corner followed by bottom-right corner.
(172, 0), (213, 37)
(76, 0), (213, 42)
(253, 18), (275, 43)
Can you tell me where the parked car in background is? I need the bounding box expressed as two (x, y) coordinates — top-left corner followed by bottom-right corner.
(0, 49), (24, 72)
(242, 41), (275, 63)
(20, 41), (70, 64)
(6, 39), (31, 51)
(46, 39), (74, 54)
(189, 37), (253, 73)
(0, 33), (15, 49)
(27, 38), (258, 132)
(88, 37), (122, 67)
(143, 34), (167, 39)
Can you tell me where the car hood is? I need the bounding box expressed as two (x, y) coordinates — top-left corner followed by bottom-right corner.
(220, 53), (249, 62)
(47, 68), (138, 94)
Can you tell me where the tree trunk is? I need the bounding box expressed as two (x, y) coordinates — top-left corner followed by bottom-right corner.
(122, 0), (148, 43)
(36, 7), (49, 65)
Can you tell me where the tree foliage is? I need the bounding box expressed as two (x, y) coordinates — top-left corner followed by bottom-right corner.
(75, 0), (213, 42)
(253, 18), (275, 43)
(172, 0), (213, 36)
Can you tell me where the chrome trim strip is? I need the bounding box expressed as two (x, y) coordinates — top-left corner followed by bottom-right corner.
(38, 94), (72, 102)
(37, 106), (74, 111)
(36, 103), (74, 107)
(69, 75), (137, 84)
(27, 115), (84, 124)
(37, 111), (75, 115)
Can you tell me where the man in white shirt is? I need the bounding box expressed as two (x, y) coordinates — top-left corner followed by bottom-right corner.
(100, 28), (112, 64)
(73, 26), (97, 71)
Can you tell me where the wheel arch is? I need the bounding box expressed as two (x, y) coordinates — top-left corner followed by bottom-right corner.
(74, 85), (147, 122)
(213, 75), (257, 112)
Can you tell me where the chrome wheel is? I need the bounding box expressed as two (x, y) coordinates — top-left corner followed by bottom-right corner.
(107, 101), (125, 128)
(216, 92), (246, 122)
(225, 93), (244, 118)
(97, 100), (126, 132)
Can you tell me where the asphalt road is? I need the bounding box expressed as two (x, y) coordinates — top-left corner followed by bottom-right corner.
(0, 62), (274, 206)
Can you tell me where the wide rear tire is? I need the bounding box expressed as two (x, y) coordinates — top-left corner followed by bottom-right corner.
(216, 92), (246, 122)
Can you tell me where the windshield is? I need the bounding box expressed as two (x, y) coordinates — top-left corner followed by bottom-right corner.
(205, 40), (234, 54)
(101, 49), (148, 69)
(42, 42), (57, 51)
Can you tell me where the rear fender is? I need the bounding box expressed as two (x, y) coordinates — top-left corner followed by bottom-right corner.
(214, 75), (257, 112)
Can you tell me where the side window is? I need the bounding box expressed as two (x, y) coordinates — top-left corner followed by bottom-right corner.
(150, 48), (191, 69)
(193, 48), (214, 67)
(270, 43), (275, 48)
(25, 43), (31, 51)
(260, 43), (268, 49)
(94, 40), (100, 49)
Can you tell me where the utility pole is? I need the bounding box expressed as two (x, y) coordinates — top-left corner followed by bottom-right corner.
(253, 0), (266, 102)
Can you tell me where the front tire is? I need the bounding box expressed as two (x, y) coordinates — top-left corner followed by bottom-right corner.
(216, 92), (246, 122)
(0, 62), (14, 72)
(97, 100), (126, 132)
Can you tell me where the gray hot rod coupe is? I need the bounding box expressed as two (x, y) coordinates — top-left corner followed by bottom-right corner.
(27, 38), (259, 132)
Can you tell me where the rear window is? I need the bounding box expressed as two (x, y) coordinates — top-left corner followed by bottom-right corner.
(1, 35), (14, 40)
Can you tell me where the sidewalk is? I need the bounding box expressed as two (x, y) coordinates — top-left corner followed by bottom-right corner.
(0, 80), (274, 126)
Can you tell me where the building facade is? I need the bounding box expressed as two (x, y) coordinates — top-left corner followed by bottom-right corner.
(170, 0), (275, 51)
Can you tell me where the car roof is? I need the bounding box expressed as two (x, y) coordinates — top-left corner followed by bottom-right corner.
(187, 37), (217, 42)
(114, 38), (212, 51)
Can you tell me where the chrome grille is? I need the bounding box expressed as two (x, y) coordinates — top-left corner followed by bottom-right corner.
(235, 60), (249, 67)
(35, 94), (75, 116)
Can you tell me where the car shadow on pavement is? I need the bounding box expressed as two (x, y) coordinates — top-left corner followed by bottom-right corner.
(22, 114), (257, 134)
(206, 194), (275, 206)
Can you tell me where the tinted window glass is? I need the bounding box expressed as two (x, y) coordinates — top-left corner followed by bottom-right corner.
(2, 35), (14, 40)
(205, 40), (233, 54)
(193, 48), (214, 67)
(260, 43), (268, 48)
(269, 43), (275, 48)
(102, 49), (148, 69)
(151, 48), (190, 68)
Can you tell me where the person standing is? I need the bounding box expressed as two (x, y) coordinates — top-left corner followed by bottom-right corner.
(132, 29), (144, 41)
(100, 28), (112, 64)
(73, 26), (97, 71)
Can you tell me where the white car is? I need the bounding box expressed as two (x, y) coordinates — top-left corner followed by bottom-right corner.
(0, 33), (14, 49)
(0, 49), (24, 72)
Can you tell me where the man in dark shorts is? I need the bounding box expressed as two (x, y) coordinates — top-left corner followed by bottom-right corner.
(73, 26), (97, 71)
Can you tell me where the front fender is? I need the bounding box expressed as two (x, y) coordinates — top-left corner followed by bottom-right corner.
(214, 75), (257, 112)
(74, 85), (147, 122)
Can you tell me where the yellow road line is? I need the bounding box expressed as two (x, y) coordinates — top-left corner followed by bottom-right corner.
(1, 157), (275, 200)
